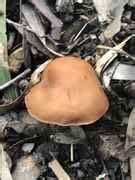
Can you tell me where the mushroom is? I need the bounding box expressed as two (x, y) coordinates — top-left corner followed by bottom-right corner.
(25, 56), (109, 126)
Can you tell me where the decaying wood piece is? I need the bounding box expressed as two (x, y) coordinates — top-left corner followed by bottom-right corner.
(49, 158), (71, 180)
(0, 143), (13, 180)
(0, 0), (18, 101)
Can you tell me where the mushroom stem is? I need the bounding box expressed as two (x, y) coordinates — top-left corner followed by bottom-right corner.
(70, 144), (74, 162)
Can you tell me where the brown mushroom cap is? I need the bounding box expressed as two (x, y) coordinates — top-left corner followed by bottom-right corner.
(25, 56), (109, 126)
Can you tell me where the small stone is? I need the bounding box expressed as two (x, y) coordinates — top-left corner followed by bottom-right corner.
(22, 143), (35, 153)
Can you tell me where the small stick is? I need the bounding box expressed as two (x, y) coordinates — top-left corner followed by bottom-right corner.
(49, 159), (71, 180)
(7, 19), (64, 57)
(70, 144), (74, 162)
(0, 68), (31, 91)
(73, 17), (97, 42)
(97, 45), (135, 60)
(19, 0), (22, 23)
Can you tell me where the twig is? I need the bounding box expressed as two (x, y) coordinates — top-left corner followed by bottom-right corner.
(49, 159), (71, 180)
(19, 0), (22, 23)
(97, 45), (135, 60)
(73, 17), (97, 42)
(7, 135), (38, 150)
(0, 69), (31, 91)
(7, 18), (39, 35)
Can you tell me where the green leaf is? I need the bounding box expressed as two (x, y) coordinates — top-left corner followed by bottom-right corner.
(0, 0), (18, 102)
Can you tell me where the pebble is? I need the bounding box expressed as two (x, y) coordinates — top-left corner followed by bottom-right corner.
(22, 143), (35, 153)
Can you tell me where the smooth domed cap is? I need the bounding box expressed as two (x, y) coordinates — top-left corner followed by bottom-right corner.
(25, 56), (109, 126)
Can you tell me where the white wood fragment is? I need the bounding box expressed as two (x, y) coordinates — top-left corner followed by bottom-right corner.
(0, 143), (13, 180)
(49, 159), (71, 180)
